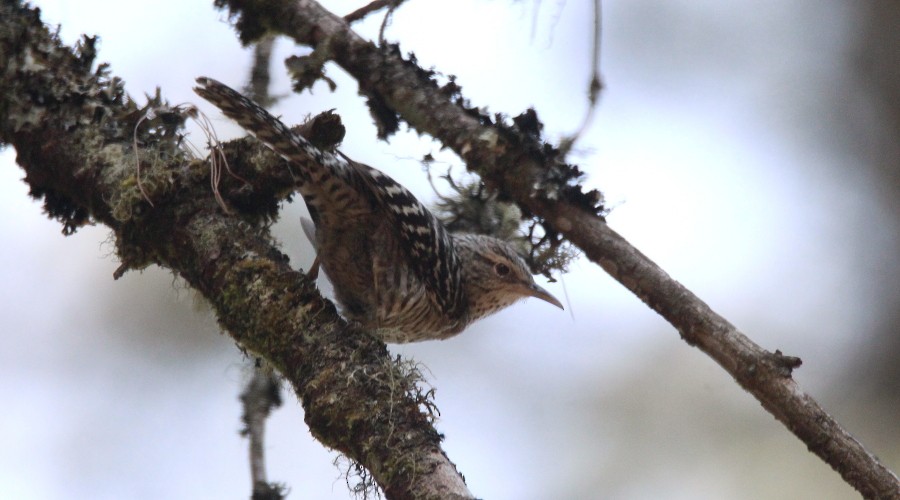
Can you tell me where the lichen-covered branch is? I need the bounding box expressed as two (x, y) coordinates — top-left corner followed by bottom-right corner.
(210, 0), (900, 497)
(0, 3), (471, 498)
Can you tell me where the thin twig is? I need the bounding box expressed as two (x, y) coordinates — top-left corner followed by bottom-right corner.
(133, 110), (155, 207)
(240, 366), (284, 499)
(559, 0), (604, 156)
(245, 34), (277, 107)
(378, 0), (405, 44)
(344, 0), (396, 24)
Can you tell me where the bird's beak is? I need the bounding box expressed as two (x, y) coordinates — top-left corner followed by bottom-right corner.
(526, 283), (564, 310)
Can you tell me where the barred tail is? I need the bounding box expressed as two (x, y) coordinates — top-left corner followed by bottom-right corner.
(194, 77), (340, 183)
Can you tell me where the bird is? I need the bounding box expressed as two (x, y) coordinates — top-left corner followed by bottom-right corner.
(194, 77), (563, 343)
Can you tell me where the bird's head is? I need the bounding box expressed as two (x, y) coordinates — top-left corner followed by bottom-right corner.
(454, 234), (564, 321)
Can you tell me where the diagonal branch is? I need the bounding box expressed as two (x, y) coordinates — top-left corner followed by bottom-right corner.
(211, 0), (900, 497)
(0, 3), (470, 498)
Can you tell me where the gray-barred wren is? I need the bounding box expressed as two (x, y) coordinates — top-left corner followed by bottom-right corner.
(195, 77), (562, 343)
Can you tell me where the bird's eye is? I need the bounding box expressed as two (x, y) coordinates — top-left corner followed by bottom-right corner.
(494, 263), (511, 277)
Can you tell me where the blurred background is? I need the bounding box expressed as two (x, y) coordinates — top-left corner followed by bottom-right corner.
(1, 0), (898, 498)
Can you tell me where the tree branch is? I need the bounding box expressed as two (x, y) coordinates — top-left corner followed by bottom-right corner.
(211, 0), (900, 497)
(0, 3), (471, 498)
(240, 367), (285, 499)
